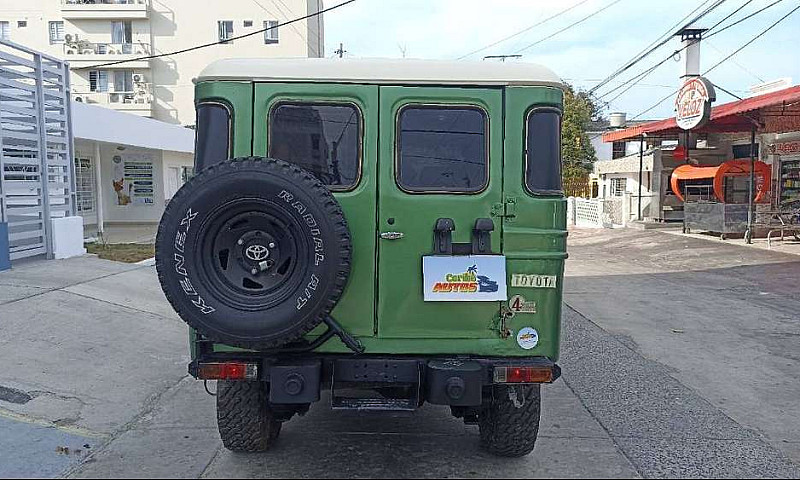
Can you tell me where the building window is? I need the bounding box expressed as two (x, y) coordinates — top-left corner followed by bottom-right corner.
(264, 20), (278, 44)
(111, 20), (132, 54)
(525, 108), (562, 195)
(114, 70), (133, 92)
(612, 141), (626, 159)
(243, 20), (253, 27)
(396, 105), (488, 193)
(49, 21), (64, 44)
(89, 70), (109, 92)
(17, 20), (27, 28)
(269, 102), (362, 190)
(74, 157), (95, 214)
(218, 21), (234, 44)
(610, 177), (627, 197)
(0, 21), (9, 40)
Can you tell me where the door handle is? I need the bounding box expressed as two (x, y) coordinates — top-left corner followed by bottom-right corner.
(380, 231), (404, 240)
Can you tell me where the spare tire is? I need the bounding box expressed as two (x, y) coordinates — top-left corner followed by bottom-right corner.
(155, 157), (351, 349)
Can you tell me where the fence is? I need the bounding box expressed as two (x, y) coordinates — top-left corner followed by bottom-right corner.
(0, 39), (75, 260)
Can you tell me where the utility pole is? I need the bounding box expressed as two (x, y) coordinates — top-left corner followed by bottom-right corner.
(335, 42), (346, 58)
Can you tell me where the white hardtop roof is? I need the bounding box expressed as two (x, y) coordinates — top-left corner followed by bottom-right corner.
(196, 58), (565, 88)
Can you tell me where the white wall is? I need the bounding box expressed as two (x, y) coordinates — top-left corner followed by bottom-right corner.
(74, 140), (193, 225)
(0, 0), (322, 125)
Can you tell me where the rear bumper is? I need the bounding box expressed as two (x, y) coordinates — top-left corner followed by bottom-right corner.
(189, 354), (560, 408)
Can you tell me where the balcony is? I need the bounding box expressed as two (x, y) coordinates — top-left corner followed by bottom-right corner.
(61, 0), (149, 20)
(63, 42), (151, 69)
(72, 84), (153, 117)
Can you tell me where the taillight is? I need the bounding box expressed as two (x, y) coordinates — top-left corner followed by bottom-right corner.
(197, 362), (258, 380)
(493, 366), (553, 384)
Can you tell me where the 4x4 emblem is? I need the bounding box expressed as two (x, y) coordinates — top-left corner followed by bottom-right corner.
(245, 244), (269, 261)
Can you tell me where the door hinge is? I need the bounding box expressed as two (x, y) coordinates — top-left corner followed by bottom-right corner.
(491, 199), (517, 220)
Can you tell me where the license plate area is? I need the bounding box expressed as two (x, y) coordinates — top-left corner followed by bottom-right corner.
(331, 359), (421, 411)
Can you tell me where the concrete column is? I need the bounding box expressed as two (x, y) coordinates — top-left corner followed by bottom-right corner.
(567, 197), (576, 226)
(623, 192), (632, 227)
(94, 142), (105, 235)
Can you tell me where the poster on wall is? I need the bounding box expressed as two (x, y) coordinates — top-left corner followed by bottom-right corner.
(111, 153), (155, 206)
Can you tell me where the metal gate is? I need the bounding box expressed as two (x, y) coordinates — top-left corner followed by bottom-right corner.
(0, 40), (75, 260)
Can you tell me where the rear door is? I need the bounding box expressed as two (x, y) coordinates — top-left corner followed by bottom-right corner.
(376, 86), (504, 338)
(253, 83), (378, 337)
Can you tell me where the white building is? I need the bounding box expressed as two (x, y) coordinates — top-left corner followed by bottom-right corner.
(72, 101), (194, 237)
(0, 0), (323, 125)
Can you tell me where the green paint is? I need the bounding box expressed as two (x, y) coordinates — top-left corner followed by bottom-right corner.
(193, 80), (566, 361)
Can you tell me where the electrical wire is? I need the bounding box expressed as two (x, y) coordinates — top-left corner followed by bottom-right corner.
(590, 0), (722, 94)
(597, 0), (785, 104)
(79, 0), (356, 69)
(456, 0), (592, 60)
(513, 0), (626, 54)
(629, 3), (800, 121)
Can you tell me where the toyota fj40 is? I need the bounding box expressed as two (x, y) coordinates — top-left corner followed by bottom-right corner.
(156, 58), (567, 457)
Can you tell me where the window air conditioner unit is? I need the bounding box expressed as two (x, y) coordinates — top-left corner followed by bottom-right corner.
(132, 73), (144, 83)
(64, 34), (74, 43)
(74, 96), (84, 103)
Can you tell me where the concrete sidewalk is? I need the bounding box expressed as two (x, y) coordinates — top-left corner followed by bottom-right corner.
(0, 256), (189, 477)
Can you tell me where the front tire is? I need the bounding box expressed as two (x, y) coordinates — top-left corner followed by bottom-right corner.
(479, 384), (541, 457)
(216, 381), (281, 452)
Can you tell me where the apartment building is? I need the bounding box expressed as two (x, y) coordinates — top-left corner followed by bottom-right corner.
(0, 0), (324, 125)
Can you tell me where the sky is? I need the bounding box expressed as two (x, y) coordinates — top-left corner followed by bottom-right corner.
(321, 0), (800, 121)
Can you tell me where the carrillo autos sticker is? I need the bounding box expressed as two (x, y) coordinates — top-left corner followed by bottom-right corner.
(516, 327), (539, 350)
(422, 255), (507, 301)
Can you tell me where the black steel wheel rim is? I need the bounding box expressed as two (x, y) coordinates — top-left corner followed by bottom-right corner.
(197, 198), (309, 311)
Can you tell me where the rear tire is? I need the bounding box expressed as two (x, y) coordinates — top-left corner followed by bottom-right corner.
(216, 381), (281, 452)
(478, 384), (541, 457)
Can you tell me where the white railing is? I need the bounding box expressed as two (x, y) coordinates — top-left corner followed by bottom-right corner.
(72, 83), (152, 106)
(63, 41), (150, 56)
(0, 39), (76, 260)
(573, 198), (604, 228)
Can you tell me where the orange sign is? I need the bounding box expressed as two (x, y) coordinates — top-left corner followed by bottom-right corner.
(675, 77), (716, 130)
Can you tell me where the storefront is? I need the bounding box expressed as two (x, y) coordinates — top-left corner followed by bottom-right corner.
(602, 84), (800, 239)
(71, 102), (194, 238)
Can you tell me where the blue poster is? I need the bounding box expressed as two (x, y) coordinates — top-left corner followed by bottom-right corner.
(422, 255), (507, 302)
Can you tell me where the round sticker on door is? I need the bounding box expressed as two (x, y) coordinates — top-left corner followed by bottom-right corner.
(516, 327), (539, 350)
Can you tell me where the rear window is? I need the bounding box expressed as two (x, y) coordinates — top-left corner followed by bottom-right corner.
(194, 102), (231, 171)
(525, 108), (562, 195)
(268, 102), (362, 190)
(396, 105), (488, 193)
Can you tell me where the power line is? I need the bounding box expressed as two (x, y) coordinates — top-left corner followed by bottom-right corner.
(513, 0), (626, 54)
(597, 0), (785, 104)
(456, 0), (592, 60)
(630, 3), (800, 121)
(590, 0), (722, 94)
(705, 39), (764, 82)
(79, 0), (356, 69)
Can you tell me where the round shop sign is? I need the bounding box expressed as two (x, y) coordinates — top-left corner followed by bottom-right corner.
(516, 327), (539, 350)
(675, 76), (716, 130)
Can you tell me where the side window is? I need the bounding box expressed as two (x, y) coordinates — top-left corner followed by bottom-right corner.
(525, 108), (562, 195)
(396, 105), (488, 193)
(268, 102), (361, 190)
(194, 102), (231, 171)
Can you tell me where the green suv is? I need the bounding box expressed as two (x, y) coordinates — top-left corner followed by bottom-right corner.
(155, 58), (567, 457)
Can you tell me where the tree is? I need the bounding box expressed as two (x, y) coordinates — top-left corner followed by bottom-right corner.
(561, 85), (600, 197)
(562, 85), (598, 170)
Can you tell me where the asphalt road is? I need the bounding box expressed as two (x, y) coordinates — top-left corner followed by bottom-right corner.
(0, 228), (798, 478)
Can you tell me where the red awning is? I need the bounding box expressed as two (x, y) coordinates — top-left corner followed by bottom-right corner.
(603, 85), (800, 143)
